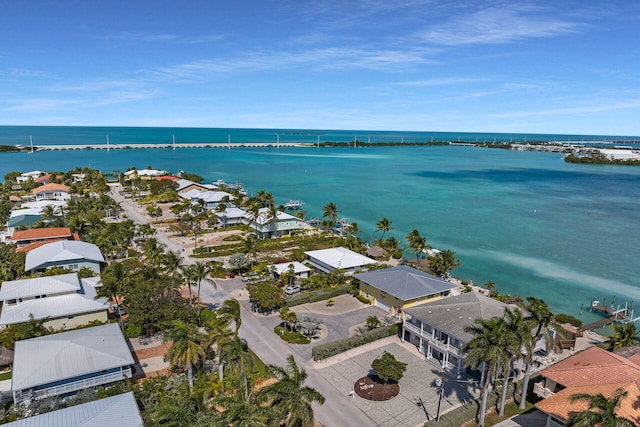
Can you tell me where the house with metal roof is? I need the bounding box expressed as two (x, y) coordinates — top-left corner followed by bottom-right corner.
(246, 208), (306, 239)
(31, 183), (70, 201)
(11, 323), (134, 404)
(534, 345), (640, 426)
(270, 261), (311, 279)
(354, 265), (459, 314)
(5, 392), (143, 426)
(402, 291), (516, 375)
(0, 273), (109, 329)
(304, 247), (377, 274)
(25, 240), (105, 274)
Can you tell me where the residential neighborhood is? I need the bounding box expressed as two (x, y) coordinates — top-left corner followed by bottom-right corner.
(0, 166), (638, 426)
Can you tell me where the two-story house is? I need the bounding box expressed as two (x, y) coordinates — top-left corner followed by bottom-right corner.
(25, 240), (105, 274)
(247, 208), (305, 239)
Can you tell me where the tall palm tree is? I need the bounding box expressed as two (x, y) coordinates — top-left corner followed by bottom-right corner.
(497, 308), (530, 417)
(428, 249), (462, 277)
(375, 217), (392, 241)
(520, 297), (554, 409)
(406, 229), (427, 267)
(258, 354), (325, 427)
(164, 320), (205, 392)
(243, 234), (259, 265)
(142, 237), (165, 267)
(213, 391), (273, 427)
(566, 388), (635, 427)
(322, 202), (340, 231)
(463, 316), (510, 427)
(219, 336), (253, 399)
(190, 261), (213, 324)
(609, 323), (640, 351)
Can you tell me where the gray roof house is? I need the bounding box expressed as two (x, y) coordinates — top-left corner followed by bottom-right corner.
(354, 265), (459, 312)
(5, 392), (143, 426)
(0, 273), (109, 330)
(11, 323), (135, 404)
(402, 291), (515, 375)
(25, 240), (105, 274)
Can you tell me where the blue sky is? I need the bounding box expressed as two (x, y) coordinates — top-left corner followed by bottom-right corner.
(1, 0), (639, 135)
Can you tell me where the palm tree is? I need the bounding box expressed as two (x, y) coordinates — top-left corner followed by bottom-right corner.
(375, 217), (392, 241)
(609, 323), (640, 351)
(566, 387), (635, 427)
(279, 306), (298, 332)
(141, 237), (165, 266)
(219, 336), (253, 399)
(463, 316), (510, 427)
(497, 308), (530, 417)
(428, 249), (462, 277)
(258, 354), (325, 427)
(164, 320), (205, 392)
(520, 297), (554, 409)
(243, 233), (259, 265)
(217, 299), (242, 335)
(213, 391), (273, 427)
(406, 229), (427, 267)
(322, 202), (340, 231)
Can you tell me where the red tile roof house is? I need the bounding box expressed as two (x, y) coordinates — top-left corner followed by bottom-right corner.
(534, 345), (640, 426)
(31, 183), (71, 201)
(9, 227), (79, 252)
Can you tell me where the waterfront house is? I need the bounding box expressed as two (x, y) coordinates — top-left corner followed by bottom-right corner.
(534, 345), (640, 426)
(4, 392), (144, 426)
(270, 261), (311, 279)
(123, 168), (168, 180)
(25, 240), (105, 274)
(354, 265), (459, 315)
(217, 206), (248, 226)
(11, 323), (134, 404)
(31, 183), (70, 201)
(15, 171), (44, 183)
(191, 190), (232, 209)
(176, 179), (214, 195)
(402, 291), (515, 375)
(247, 208), (305, 239)
(0, 273), (109, 329)
(304, 247), (377, 274)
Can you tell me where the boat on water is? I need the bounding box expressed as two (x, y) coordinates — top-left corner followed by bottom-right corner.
(284, 200), (304, 210)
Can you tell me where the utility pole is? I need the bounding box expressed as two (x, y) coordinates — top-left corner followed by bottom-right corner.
(436, 364), (446, 422)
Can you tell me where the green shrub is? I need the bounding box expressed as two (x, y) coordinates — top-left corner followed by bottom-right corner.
(555, 313), (582, 327)
(274, 325), (310, 344)
(356, 294), (370, 304)
(312, 323), (399, 361)
(125, 322), (143, 338)
(285, 284), (350, 307)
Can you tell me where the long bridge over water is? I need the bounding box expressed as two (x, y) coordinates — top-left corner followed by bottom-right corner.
(29, 141), (316, 151)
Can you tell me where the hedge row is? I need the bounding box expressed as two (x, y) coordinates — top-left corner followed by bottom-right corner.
(312, 323), (400, 361)
(285, 284), (351, 307)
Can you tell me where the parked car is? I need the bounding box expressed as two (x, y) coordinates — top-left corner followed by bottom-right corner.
(284, 284), (301, 295)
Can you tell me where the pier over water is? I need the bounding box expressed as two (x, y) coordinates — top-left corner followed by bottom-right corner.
(31, 142), (315, 151)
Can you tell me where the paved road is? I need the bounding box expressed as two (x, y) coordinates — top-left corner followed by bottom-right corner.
(109, 186), (377, 426)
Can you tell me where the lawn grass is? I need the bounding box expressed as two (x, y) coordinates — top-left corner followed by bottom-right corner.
(0, 371), (12, 381)
(483, 400), (536, 426)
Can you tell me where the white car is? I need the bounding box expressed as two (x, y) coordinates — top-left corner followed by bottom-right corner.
(284, 284), (301, 295)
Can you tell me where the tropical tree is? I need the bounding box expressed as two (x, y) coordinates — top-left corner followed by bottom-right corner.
(217, 298), (242, 335)
(141, 237), (165, 267)
(243, 233), (259, 265)
(365, 316), (381, 331)
(163, 321), (205, 391)
(297, 315), (321, 339)
(279, 306), (298, 332)
(463, 316), (510, 427)
(371, 351), (407, 384)
(258, 354), (325, 427)
(609, 323), (640, 351)
(406, 229), (427, 267)
(375, 217), (392, 241)
(219, 336), (253, 398)
(566, 388), (635, 427)
(520, 297), (554, 409)
(497, 308), (530, 417)
(428, 249), (462, 277)
(322, 202), (340, 231)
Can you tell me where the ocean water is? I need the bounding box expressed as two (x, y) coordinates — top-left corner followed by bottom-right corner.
(1, 126), (640, 322)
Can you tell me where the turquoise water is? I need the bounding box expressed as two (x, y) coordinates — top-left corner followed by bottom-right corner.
(1, 126), (639, 321)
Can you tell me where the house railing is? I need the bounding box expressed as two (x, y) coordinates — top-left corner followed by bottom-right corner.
(533, 381), (554, 398)
(14, 368), (132, 404)
(403, 322), (461, 356)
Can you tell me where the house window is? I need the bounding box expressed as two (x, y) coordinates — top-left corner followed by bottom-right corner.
(6, 299), (17, 305)
(69, 264), (79, 270)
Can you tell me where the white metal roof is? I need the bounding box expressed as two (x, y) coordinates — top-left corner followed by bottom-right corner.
(25, 240), (105, 271)
(305, 247), (377, 269)
(194, 191), (230, 203)
(271, 261), (311, 275)
(250, 207), (299, 225)
(0, 293), (109, 326)
(20, 200), (67, 210)
(11, 323), (134, 391)
(4, 392), (143, 427)
(0, 273), (81, 301)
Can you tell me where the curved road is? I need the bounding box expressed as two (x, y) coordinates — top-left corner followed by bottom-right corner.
(110, 186), (376, 426)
